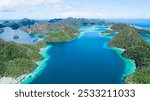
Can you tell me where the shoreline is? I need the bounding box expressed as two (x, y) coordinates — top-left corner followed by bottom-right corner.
(20, 32), (81, 84)
(0, 45), (52, 84)
(19, 28), (82, 84)
(111, 48), (136, 83)
(20, 44), (52, 84)
(103, 41), (136, 84)
(101, 26), (137, 84)
(101, 32), (119, 36)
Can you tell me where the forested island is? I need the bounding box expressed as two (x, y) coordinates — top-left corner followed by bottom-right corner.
(45, 24), (80, 42)
(0, 18), (104, 83)
(0, 39), (45, 77)
(101, 30), (115, 34)
(0, 18), (150, 84)
(107, 23), (150, 84)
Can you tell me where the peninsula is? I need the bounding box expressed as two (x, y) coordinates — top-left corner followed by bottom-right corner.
(0, 18), (150, 84)
(0, 18), (104, 83)
(106, 23), (150, 83)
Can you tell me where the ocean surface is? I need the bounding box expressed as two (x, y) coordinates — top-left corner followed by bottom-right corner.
(21, 25), (135, 84)
(0, 27), (44, 44)
(1, 19), (149, 84)
(105, 19), (150, 43)
(105, 19), (150, 30)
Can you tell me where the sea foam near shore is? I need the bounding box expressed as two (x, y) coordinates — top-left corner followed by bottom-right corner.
(103, 40), (136, 83)
(111, 48), (136, 82)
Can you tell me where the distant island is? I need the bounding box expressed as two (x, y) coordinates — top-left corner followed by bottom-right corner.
(0, 28), (4, 33)
(0, 18), (104, 83)
(0, 18), (150, 84)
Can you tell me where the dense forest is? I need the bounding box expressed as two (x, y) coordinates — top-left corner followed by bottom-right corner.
(109, 26), (145, 49)
(108, 23), (150, 84)
(102, 23), (130, 34)
(123, 42), (150, 83)
(45, 24), (80, 42)
(110, 23), (129, 32)
(1, 18), (150, 84)
(0, 39), (45, 77)
(1, 18), (98, 79)
(125, 67), (150, 84)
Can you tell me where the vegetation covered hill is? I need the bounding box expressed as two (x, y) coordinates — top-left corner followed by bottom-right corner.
(123, 42), (150, 84)
(123, 42), (150, 68)
(0, 39), (45, 77)
(0, 18), (104, 35)
(102, 23), (130, 35)
(0, 18), (84, 79)
(109, 26), (145, 49)
(109, 24), (150, 84)
(52, 17), (104, 26)
(110, 23), (129, 32)
(1, 18), (149, 84)
(45, 24), (80, 42)
(101, 30), (115, 34)
(125, 67), (150, 84)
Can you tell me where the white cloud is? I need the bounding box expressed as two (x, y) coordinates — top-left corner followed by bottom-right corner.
(0, 0), (63, 9)
(50, 0), (62, 8)
(0, 0), (44, 8)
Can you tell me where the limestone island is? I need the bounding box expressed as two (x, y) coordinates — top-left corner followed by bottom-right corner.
(0, 18), (150, 84)
(0, 18), (104, 83)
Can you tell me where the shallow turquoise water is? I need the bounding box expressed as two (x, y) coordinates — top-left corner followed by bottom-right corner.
(141, 33), (150, 43)
(23, 25), (135, 84)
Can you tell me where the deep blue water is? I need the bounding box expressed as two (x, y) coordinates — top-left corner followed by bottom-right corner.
(30, 25), (126, 84)
(10, 19), (148, 84)
(141, 33), (150, 43)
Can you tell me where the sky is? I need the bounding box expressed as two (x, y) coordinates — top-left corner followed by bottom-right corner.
(0, 0), (150, 19)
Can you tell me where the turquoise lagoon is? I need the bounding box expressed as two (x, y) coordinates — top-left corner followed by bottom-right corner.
(21, 25), (136, 84)
(0, 19), (146, 84)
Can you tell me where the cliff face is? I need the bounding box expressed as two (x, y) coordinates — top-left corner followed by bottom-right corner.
(30, 22), (51, 34)
(19, 22), (51, 34)
(18, 18), (35, 27)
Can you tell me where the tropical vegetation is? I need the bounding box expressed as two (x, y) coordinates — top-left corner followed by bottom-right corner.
(0, 39), (45, 77)
(109, 24), (150, 84)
